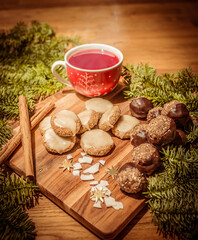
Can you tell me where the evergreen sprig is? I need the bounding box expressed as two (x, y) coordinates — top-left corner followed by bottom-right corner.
(0, 119), (13, 150)
(0, 20), (80, 148)
(0, 169), (40, 239)
(122, 64), (198, 119)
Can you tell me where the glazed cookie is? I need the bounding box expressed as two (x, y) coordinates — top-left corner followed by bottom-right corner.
(43, 128), (76, 154)
(80, 129), (114, 156)
(112, 115), (140, 139)
(85, 98), (114, 117)
(99, 105), (121, 131)
(117, 162), (147, 194)
(78, 110), (99, 134)
(39, 116), (51, 135)
(130, 124), (149, 147)
(51, 110), (81, 137)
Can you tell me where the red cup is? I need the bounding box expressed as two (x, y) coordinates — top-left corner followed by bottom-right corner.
(51, 43), (123, 97)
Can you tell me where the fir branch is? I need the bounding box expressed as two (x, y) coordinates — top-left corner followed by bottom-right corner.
(0, 169), (40, 239)
(0, 205), (36, 240)
(122, 63), (198, 119)
(0, 119), (13, 150)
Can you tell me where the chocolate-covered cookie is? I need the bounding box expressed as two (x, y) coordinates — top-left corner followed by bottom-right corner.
(117, 162), (147, 194)
(147, 115), (176, 145)
(129, 97), (153, 119)
(131, 143), (160, 175)
(163, 100), (190, 128)
(147, 106), (163, 122)
(130, 124), (149, 147)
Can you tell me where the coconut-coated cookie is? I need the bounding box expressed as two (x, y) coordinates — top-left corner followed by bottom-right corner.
(78, 109), (99, 134)
(99, 105), (121, 131)
(117, 162), (147, 194)
(112, 115), (140, 139)
(85, 98), (114, 117)
(43, 128), (76, 154)
(80, 129), (114, 156)
(51, 110), (81, 137)
(39, 116), (52, 135)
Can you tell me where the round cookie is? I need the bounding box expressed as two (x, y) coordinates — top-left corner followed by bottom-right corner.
(162, 100), (190, 128)
(112, 115), (140, 139)
(78, 110), (99, 134)
(117, 162), (147, 194)
(129, 97), (153, 119)
(51, 110), (81, 137)
(43, 128), (76, 154)
(131, 143), (160, 176)
(80, 129), (114, 156)
(147, 115), (176, 145)
(39, 116), (51, 135)
(99, 105), (121, 131)
(130, 124), (149, 147)
(85, 98), (114, 117)
(147, 106), (163, 122)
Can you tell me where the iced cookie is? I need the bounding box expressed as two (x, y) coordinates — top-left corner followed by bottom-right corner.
(43, 128), (76, 154)
(39, 116), (51, 135)
(80, 129), (114, 156)
(112, 115), (140, 139)
(99, 105), (121, 131)
(85, 98), (114, 117)
(78, 110), (99, 134)
(51, 110), (81, 137)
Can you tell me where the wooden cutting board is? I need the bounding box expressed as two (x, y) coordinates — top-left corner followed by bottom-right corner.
(8, 85), (146, 240)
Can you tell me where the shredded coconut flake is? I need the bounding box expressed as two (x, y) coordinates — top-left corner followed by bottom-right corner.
(73, 170), (80, 176)
(93, 201), (102, 208)
(81, 174), (94, 181)
(104, 197), (116, 207)
(81, 152), (86, 156)
(90, 181), (98, 186)
(73, 162), (82, 170)
(83, 163), (100, 174)
(79, 156), (93, 164)
(99, 160), (106, 166)
(100, 180), (109, 187)
(67, 154), (73, 160)
(112, 201), (124, 210)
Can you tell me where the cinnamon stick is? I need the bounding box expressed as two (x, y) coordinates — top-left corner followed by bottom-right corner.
(0, 101), (55, 166)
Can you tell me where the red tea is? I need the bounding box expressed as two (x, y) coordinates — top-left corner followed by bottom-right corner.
(68, 49), (119, 70)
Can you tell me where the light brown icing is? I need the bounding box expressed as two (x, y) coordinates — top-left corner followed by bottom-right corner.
(81, 129), (114, 148)
(40, 116), (51, 133)
(116, 115), (140, 133)
(44, 128), (74, 152)
(85, 98), (113, 114)
(99, 107), (116, 127)
(54, 110), (78, 134)
(78, 110), (93, 129)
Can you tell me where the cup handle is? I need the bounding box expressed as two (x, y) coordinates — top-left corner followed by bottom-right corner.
(51, 60), (72, 87)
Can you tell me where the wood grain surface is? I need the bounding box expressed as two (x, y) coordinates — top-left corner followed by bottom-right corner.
(1, 0), (198, 239)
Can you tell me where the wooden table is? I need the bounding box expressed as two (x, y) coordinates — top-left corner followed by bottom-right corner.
(1, 1), (198, 239)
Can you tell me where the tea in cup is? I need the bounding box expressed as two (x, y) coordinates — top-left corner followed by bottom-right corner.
(51, 43), (123, 97)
